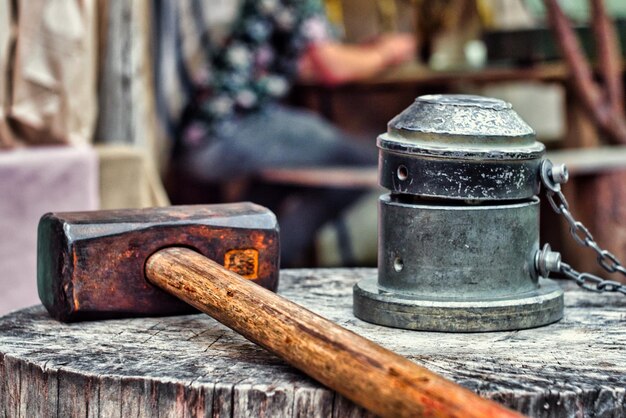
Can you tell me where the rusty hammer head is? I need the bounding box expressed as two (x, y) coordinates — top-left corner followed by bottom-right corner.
(37, 203), (279, 322)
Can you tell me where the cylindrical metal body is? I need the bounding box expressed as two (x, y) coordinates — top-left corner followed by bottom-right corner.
(354, 95), (564, 332)
(377, 195), (540, 298)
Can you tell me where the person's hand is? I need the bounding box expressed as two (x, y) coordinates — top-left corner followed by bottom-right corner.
(373, 33), (416, 66)
(298, 33), (416, 85)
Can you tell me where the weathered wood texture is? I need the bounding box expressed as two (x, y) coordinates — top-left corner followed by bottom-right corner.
(1, 269), (625, 417)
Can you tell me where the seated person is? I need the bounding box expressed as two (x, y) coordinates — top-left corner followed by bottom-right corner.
(172, 0), (414, 266)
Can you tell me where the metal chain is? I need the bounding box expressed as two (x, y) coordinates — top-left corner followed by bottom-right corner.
(545, 188), (626, 295)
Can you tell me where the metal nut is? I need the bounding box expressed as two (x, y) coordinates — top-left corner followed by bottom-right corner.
(540, 159), (569, 193)
(535, 244), (562, 278)
(550, 164), (569, 184)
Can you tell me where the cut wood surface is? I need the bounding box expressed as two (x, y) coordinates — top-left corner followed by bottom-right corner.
(1, 268), (625, 417)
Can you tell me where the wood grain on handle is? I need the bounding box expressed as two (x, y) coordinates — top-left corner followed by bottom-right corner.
(145, 247), (522, 418)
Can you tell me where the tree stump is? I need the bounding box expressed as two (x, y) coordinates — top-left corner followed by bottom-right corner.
(1, 269), (625, 417)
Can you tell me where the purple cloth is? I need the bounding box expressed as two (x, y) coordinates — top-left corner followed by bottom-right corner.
(0, 147), (98, 315)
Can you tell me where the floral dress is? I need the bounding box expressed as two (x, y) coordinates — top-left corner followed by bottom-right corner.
(180, 0), (332, 148)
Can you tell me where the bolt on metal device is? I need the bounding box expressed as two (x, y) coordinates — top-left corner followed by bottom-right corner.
(354, 94), (566, 332)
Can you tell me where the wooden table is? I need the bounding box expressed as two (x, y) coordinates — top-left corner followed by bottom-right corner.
(1, 269), (625, 417)
(291, 62), (574, 135)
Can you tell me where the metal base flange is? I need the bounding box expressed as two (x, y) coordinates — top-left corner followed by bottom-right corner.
(354, 274), (564, 332)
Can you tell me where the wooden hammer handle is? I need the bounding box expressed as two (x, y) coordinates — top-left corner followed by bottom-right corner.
(145, 247), (522, 418)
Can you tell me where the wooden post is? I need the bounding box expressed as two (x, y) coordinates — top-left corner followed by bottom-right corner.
(2, 268), (626, 416)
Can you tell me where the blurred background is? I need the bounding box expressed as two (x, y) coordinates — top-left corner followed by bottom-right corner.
(2, 0), (626, 314)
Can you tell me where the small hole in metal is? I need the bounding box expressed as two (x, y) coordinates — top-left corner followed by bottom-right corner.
(393, 257), (404, 272)
(397, 165), (408, 181)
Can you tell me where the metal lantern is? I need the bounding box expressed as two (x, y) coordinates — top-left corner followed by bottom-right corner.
(353, 94), (564, 332)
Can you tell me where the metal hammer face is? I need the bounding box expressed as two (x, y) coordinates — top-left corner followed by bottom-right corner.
(37, 203), (279, 322)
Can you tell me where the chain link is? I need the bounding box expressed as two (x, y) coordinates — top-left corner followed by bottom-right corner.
(560, 262), (626, 295)
(545, 189), (626, 295)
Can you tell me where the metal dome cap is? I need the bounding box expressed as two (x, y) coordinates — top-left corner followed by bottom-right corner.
(377, 94), (546, 200)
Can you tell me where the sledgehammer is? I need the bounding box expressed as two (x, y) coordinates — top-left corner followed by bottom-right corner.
(37, 203), (521, 418)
